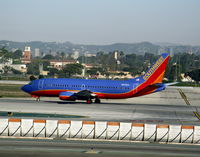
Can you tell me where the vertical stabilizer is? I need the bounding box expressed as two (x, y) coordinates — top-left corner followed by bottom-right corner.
(143, 53), (170, 85)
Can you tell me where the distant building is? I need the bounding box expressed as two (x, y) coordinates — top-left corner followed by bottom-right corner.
(84, 52), (96, 57)
(114, 51), (119, 60)
(21, 59), (31, 64)
(181, 73), (194, 82)
(0, 61), (27, 73)
(108, 71), (133, 79)
(33, 48), (40, 57)
(23, 47), (31, 59)
(50, 60), (79, 70)
(187, 51), (193, 55)
(71, 51), (79, 59)
(10, 64), (27, 73)
(39, 63), (43, 74)
(0, 58), (13, 73)
(21, 46), (31, 64)
(82, 63), (100, 69)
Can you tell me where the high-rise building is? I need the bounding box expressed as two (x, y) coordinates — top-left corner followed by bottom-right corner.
(34, 48), (40, 57)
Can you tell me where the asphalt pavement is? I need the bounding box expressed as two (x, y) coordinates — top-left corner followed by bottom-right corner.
(0, 138), (200, 157)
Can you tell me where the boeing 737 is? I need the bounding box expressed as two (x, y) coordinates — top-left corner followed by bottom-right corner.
(21, 53), (170, 103)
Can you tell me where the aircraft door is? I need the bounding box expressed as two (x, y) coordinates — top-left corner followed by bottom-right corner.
(81, 84), (86, 90)
(38, 79), (44, 89)
(133, 83), (139, 93)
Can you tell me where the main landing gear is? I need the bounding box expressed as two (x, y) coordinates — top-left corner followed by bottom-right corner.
(95, 98), (101, 103)
(86, 98), (101, 104)
(36, 97), (40, 101)
(86, 99), (93, 104)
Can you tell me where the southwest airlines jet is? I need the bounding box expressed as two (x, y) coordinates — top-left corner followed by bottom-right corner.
(21, 53), (170, 103)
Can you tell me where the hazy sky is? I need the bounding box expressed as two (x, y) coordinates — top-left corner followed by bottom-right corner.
(0, 0), (200, 45)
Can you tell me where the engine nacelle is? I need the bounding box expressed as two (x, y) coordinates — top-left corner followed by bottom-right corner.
(59, 91), (75, 100)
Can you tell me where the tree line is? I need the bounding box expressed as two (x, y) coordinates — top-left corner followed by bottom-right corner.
(1, 47), (200, 82)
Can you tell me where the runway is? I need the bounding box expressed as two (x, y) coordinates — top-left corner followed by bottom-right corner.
(0, 138), (200, 157)
(1, 87), (200, 156)
(0, 88), (200, 125)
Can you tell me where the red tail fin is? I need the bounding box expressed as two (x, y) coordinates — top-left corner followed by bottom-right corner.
(143, 53), (170, 85)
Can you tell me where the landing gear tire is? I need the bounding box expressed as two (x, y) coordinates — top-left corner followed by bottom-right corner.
(95, 98), (101, 103)
(86, 99), (93, 104)
(36, 97), (40, 101)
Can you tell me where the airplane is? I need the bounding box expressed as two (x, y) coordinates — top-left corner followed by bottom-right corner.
(21, 53), (170, 103)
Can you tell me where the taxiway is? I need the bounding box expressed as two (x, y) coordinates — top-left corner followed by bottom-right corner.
(0, 88), (200, 125)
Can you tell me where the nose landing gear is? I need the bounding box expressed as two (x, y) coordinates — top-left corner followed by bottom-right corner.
(86, 97), (101, 104)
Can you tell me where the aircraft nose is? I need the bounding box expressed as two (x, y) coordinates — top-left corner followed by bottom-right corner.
(21, 85), (31, 93)
(21, 85), (27, 92)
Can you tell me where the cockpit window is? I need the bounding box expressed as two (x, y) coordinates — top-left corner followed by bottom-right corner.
(28, 82), (33, 85)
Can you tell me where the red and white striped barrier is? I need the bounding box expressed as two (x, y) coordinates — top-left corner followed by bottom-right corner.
(46, 120), (58, 138)
(144, 124), (156, 142)
(119, 122), (132, 140)
(95, 121), (107, 139)
(181, 125), (194, 143)
(21, 119), (33, 137)
(156, 124), (169, 142)
(0, 118), (199, 144)
(9, 119), (21, 136)
(58, 120), (70, 138)
(194, 126), (200, 144)
(0, 119), (8, 136)
(107, 122), (120, 140)
(70, 121), (82, 138)
(131, 123), (144, 141)
(33, 120), (46, 137)
(82, 121), (95, 139)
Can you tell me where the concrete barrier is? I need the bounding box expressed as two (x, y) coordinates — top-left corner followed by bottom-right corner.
(1, 118), (200, 144)
(33, 120), (46, 137)
(156, 124), (169, 142)
(107, 122), (120, 140)
(8, 119), (21, 136)
(58, 120), (71, 138)
(168, 125), (181, 143)
(131, 123), (144, 141)
(144, 124), (156, 142)
(119, 122), (132, 140)
(70, 121), (82, 138)
(82, 121), (95, 139)
(46, 120), (58, 138)
(181, 125), (194, 143)
(0, 119), (8, 136)
(21, 119), (33, 137)
(95, 121), (107, 139)
(193, 126), (200, 144)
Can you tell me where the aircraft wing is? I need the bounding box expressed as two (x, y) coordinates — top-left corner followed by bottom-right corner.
(59, 90), (96, 101)
(75, 90), (93, 97)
